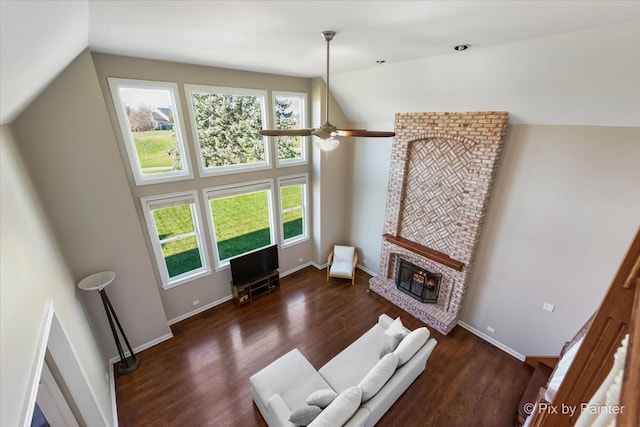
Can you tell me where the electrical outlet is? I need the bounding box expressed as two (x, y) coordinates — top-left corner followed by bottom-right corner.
(363, 259), (367, 265)
(486, 326), (496, 334)
(298, 258), (303, 263)
(192, 300), (199, 306)
(543, 302), (555, 312)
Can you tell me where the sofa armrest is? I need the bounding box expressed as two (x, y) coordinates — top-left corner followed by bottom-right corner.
(267, 394), (297, 427)
(378, 313), (394, 329)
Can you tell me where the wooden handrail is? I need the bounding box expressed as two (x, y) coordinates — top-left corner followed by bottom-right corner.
(382, 233), (465, 271)
(619, 259), (639, 427)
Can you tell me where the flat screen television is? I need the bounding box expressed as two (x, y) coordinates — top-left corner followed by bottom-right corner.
(230, 245), (279, 286)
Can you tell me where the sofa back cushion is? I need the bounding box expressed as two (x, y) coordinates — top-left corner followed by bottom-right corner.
(358, 353), (399, 402)
(393, 327), (430, 366)
(333, 245), (355, 263)
(308, 386), (362, 427)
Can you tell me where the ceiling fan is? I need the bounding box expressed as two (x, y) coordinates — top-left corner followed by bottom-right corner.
(260, 30), (395, 151)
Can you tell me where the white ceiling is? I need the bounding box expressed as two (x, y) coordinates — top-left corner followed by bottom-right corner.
(2, 1), (640, 124)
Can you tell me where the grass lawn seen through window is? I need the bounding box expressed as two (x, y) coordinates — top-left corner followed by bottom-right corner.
(134, 130), (177, 174)
(152, 188), (303, 277)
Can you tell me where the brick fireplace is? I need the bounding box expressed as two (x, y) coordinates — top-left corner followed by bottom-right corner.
(369, 112), (508, 334)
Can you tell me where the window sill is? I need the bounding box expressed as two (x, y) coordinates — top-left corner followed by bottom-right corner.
(198, 162), (271, 177)
(162, 269), (211, 290)
(281, 235), (309, 249)
(134, 171), (194, 186)
(276, 158), (308, 168)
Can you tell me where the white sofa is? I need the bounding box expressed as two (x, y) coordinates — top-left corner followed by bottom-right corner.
(250, 314), (438, 427)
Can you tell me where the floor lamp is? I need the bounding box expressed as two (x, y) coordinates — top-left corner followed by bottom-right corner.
(78, 271), (140, 375)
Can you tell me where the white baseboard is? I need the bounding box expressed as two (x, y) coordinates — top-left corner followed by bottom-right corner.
(356, 264), (377, 276)
(457, 320), (525, 361)
(311, 261), (326, 270)
(168, 295), (233, 325)
(108, 332), (174, 364)
(279, 262), (313, 277)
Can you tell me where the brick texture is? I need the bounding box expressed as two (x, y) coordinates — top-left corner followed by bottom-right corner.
(370, 112), (508, 334)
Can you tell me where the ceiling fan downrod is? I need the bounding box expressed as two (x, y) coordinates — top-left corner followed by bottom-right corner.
(321, 31), (337, 138)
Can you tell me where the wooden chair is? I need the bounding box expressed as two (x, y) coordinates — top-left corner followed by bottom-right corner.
(327, 245), (358, 285)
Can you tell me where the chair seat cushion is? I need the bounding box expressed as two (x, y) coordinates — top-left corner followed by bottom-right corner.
(330, 261), (353, 277)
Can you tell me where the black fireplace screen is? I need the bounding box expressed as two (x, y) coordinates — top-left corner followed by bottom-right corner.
(395, 256), (441, 303)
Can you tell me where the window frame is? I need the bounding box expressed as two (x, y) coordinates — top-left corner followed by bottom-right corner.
(108, 78), (194, 186)
(272, 91), (309, 167)
(277, 173), (310, 248)
(203, 179), (277, 270)
(184, 84), (271, 177)
(140, 191), (211, 289)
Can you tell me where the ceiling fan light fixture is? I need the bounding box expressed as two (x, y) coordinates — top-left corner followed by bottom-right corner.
(316, 137), (340, 152)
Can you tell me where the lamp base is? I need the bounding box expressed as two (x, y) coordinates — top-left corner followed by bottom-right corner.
(116, 356), (141, 375)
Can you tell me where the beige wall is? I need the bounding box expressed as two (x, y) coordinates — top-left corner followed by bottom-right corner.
(461, 125), (640, 355)
(91, 53), (319, 320)
(11, 50), (171, 360)
(1, 126), (111, 426)
(351, 124), (640, 355)
(310, 77), (354, 264)
(350, 131), (393, 273)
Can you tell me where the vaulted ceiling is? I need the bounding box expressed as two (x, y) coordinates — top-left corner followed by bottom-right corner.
(2, 1), (639, 125)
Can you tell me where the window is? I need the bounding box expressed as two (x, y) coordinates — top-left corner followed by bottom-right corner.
(185, 85), (270, 176)
(203, 180), (276, 268)
(140, 192), (209, 288)
(108, 78), (193, 185)
(278, 174), (309, 247)
(273, 92), (308, 166)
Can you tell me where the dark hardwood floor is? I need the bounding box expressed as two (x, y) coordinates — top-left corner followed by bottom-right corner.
(115, 266), (532, 426)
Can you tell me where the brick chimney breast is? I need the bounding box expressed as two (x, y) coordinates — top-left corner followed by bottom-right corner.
(370, 112), (508, 334)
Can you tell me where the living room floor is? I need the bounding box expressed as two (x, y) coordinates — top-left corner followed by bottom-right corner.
(115, 266), (532, 426)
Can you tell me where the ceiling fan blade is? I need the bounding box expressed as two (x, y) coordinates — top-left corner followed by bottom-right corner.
(261, 32), (393, 147)
(260, 128), (314, 137)
(336, 129), (396, 138)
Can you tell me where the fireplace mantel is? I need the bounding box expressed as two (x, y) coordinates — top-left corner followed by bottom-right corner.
(383, 234), (464, 271)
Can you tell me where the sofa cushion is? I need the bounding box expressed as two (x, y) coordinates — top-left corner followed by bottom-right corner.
(393, 327), (430, 366)
(289, 405), (322, 426)
(308, 386), (362, 427)
(319, 323), (387, 393)
(380, 318), (410, 357)
(358, 353), (399, 402)
(379, 333), (404, 358)
(305, 389), (337, 409)
(386, 317), (410, 337)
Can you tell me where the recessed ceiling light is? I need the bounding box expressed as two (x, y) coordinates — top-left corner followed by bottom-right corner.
(376, 60), (386, 64)
(454, 44), (470, 51)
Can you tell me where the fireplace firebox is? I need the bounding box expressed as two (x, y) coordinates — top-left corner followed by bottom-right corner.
(395, 256), (441, 303)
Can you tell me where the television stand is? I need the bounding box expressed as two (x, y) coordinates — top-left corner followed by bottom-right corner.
(232, 270), (279, 305)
